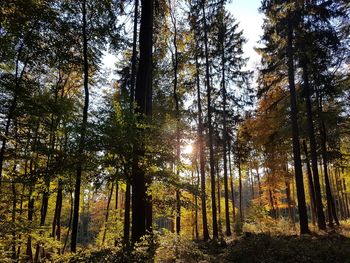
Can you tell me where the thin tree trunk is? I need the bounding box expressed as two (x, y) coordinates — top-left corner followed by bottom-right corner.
(169, 2), (181, 235)
(102, 182), (114, 245)
(302, 61), (326, 230)
(11, 182), (17, 261)
(238, 158), (243, 223)
(195, 167), (199, 239)
(249, 168), (255, 200)
(302, 140), (317, 226)
(285, 179), (295, 226)
(286, 14), (310, 234)
(124, 181), (131, 245)
(201, 0), (218, 239)
(228, 147), (236, 223)
(114, 180), (119, 246)
(71, 0), (90, 252)
(130, 0), (139, 103)
(255, 167), (262, 205)
(216, 157), (222, 235)
(194, 36), (209, 241)
(317, 95), (339, 227)
(63, 192), (73, 254)
(221, 20), (231, 236)
(17, 184), (25, 256)
(52, 180), (63, 254)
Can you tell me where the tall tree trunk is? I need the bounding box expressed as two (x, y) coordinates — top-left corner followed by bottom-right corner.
(316, 89), (339, 226)
(130, 0), (139, 103)
(114, 180), (119, 246)
(220, 20), (231, 237)
(320, 121), (339, 227)
(216, 157), (222, 235)
(124, 181), (131, 245)
(286, 14), (310, 234)
(52, 180), (63, 244)
(71, 0), (90, 252)
(285, 179), (295, 226)
(63, 191), (73, 254)
(195, 167), (199, 239)
(249, 168), (255, 200)
(169, 2), (181, 235)
(194, 37), (209, 241)
(26, 122), (40, 261)
(256, 167), (262, 205)
(201, 0), (218, 239)
(228, 147), (236, 222)
(132, 0), (154, 242)
(11, 182), (17, 261)
(26, 188), (34, 261)
(302, 140), (317, 226)
(102, 182), (114, 245)
(302, 61), (327, 230)
(238, 158), (243, 223)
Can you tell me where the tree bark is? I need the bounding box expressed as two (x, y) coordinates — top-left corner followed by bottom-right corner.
(238, 158), (243, 223)
(228, 147), (236, 222)
(124, 181), (131, 245)
(302, 140), (317, 226)
(71, 0), (90, 252)
(301, 61), (326, 230)
(201, 0), (218, 239)
(194, 37), (209, 241)
(220, 17), (231, 236)
(286, 14), (310, 234)
(132, 0), (154, 243)
(169, 2), (181, 235)
(102, 182), (114, 245)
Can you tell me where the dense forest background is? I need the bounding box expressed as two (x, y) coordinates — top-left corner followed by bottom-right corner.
(0, 0), (350, 262)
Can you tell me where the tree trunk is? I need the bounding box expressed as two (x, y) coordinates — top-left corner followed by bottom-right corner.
(301, 61), (326, 230)
(169, 3), (181, 235)
(130, 0), (139, 103)
(124, 181), (131, 245)
(102, 182), (114, 245)
(201, 0), (218, 239)
(52, 180), (63, 248)
(285, 179), (295, 226)
(63, 192), (73, 254)
(286, 15), (310, 234)
(216, 157), (222, 235)
(238, 158), (243, 223)
(194, 36), (209, 241)
(302, 140), (317, 226)
(131, 0), (154, 243)
(321, 124), (339, 226)
(195, 167), (199, 239)
(221, 20), (231, 237)
(228, 147), (236, 222)
(71, 0), (90, 252)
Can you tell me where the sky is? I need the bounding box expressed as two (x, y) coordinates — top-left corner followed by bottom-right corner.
(227, 0), (264, 70)
(102, 0), (264, 72)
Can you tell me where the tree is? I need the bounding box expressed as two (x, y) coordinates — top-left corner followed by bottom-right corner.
(132, 0), (154, 243)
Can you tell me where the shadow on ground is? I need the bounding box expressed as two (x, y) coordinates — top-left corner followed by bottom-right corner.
(197, 232), (350, 263)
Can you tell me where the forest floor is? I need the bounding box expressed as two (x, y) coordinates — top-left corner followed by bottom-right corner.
(62, 221), (350, 263)
(156, 220), (350, 263)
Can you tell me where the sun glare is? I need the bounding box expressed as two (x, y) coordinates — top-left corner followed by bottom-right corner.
(184, 144), (193, 154)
